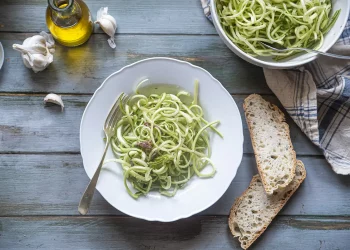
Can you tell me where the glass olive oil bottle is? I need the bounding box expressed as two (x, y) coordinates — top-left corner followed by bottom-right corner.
(46, 0), (93, 47)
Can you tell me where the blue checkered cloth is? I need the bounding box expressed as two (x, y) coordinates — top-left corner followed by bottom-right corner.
(201, 1), (350, 174)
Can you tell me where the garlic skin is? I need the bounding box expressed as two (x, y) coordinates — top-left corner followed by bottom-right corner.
(12, 31), (55, 73)
(44, 93), (64, 111)
(95, 7), (117, 49)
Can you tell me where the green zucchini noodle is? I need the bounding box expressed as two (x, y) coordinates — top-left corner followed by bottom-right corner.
(216, 0), (341, 60)
(107, 80), (223, 199)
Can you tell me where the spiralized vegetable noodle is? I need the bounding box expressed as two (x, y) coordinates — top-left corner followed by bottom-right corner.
(216, 0), (340, 60)
(106, 80), (222, 199)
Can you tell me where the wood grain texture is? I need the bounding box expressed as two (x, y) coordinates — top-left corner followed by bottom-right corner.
(0, 33), (270, 94)
(0, 216), (349, 249)
(0, 94), (319, 154)
(0, 0), (216, 34)
(1, 1), (348, 249)
(1, 154), (349, 216)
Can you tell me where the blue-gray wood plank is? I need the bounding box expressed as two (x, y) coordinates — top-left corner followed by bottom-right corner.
(0, 0), (216, 34)
(1, 216), (349, 250)
(0, 154), (349, 216)
(0, 95), (320, 154)
(0, 0), (349, 249)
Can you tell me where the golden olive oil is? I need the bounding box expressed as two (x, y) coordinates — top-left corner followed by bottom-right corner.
(46, 0), (93, 47)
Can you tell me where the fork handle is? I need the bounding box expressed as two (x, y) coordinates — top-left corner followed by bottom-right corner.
(292, 48), (350, 60)
(78, 138), (110, 215)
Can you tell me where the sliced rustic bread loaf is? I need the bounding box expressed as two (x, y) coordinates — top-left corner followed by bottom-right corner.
(243, 94), (297, 194)
(228, 160), (306, 249)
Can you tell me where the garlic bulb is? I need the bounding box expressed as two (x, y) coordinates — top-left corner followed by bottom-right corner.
(12, 31), (55, 73)
(44, 93), (64, 111)
(95, 7), (117, 49)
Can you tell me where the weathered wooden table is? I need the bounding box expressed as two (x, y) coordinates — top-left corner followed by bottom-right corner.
(0, 1), (349, 249)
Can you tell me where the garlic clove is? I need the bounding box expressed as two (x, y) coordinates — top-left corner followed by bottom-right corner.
(96, 18), (115, 37)
(23, 35), (45, 46)
(39, 31), (55, 54)
(102, 15), (117, 30)
(44, 93), (64, 111)
(95, 7), (117, 49)
(40, 31), (55, 47)
(32, 54), (51, 73)
(22, 36), (47, 54)
(21, 54), (33, 69)
(96, 7), (108, 20)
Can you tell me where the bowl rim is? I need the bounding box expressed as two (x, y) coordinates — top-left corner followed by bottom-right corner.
(79, 57), (244, 222)
(210, 0), (350, 69)
(0, 42), (4, 70)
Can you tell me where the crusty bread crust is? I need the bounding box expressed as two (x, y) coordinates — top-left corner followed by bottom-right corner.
(243, 94), (297, 195)
(228, 160), (306, 249)
(228, 175), (261, 249)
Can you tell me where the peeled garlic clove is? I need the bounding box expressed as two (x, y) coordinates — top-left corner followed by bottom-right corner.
(44, 93), (64, 111)
(12, 31), (55, 73)
(95, 7), (117, 49)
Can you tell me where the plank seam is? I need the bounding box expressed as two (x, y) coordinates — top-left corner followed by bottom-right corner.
(0, 93), (275, 97)
(0, 215), (349, 219)
(0, 152), (326, 158)
(0, 31), (219, 36)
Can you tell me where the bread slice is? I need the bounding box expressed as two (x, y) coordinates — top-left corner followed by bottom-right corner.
(243, 94), (297, 195)
(228, 160), (306, 249)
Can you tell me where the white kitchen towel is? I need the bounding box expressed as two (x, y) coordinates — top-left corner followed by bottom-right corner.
(201, 1), (350, 174)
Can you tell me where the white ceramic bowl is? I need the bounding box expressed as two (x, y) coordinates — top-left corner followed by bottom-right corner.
(0, 42), (4, 70)
(80, 58), (244, 222)
(211, 0), (350, 69)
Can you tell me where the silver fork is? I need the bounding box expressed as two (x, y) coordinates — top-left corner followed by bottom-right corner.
(78, 93), (129, 215)
(260, 42), (350, 60)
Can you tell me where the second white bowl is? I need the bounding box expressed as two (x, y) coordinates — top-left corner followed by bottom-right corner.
(210, 0), (350, 69)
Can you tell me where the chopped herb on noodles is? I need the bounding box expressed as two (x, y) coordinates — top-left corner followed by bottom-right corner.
(106, 81), (222, 199)
(216, 0), (340, 60)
